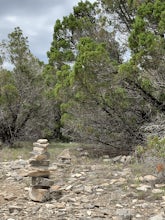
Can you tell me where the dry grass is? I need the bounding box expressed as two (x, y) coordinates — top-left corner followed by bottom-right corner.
(0, 141), (79, 162)
(0, 145), (31, 161)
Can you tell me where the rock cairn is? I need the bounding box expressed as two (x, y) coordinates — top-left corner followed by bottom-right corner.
(26, 139), (54, 202)
(57, 148), (71, 164)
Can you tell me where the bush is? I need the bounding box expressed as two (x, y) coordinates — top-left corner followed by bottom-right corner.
(147, 136), (165, 159)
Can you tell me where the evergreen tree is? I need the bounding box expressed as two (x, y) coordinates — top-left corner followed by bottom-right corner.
(44, 0), (121, 141)
(121, 0), (165, 112)
(0, 27), (44, 144)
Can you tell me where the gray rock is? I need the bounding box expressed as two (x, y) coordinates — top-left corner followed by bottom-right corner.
(31, 176), (54, 187)
(8, 205), (22, 213)
(113, 155), (122, 163)
(29, 187), (50, 202)
(29, 159), (50, 167)
(116, 209), (134, 220)
(33, 142), (49, 148)
(37, 139), (48, 144)
(149, 213), (165, 220)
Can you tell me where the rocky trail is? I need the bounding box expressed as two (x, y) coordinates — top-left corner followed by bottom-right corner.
(0, 148), (165, 220)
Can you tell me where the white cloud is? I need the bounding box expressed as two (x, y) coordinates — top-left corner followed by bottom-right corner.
(0, 0), (96, 65)
(5, 15), (18, 23)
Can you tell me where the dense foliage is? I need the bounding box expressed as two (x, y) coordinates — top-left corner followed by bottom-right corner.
(0, 28), (57, 144)
(0, 1), (165, 153)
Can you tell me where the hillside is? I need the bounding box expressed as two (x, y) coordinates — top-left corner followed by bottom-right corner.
(0, 145), (165, 220)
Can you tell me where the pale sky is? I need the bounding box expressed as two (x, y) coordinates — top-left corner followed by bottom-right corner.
(0, 0), (95, 64)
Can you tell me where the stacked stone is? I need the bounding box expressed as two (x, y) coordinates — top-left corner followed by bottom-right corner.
(27, 139), (54, 202)
(57, 148), (71, 164)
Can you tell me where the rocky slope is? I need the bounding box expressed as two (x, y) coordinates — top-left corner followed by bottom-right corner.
(0, 150), (165, 220)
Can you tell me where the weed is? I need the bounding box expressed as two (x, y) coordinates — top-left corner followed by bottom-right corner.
(0, 147), (31, 161)
(149, 193), (163, 201)
(136, 191), (149, 200)
(147, 136), (165, 159)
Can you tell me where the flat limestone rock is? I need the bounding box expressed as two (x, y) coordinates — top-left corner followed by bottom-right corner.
(29, 187), (50, 202)
(32, 146), (47, 154)
(20, 168), (50, 177)
(31, 152), (50, 161)
(143, 175), (157, 182)
(33, 142), (49, 149)
(29, 159), (50, 167)
(50, 185), (61, 192)
(37, 139), (48, 144)
(32, 177), (54, 187)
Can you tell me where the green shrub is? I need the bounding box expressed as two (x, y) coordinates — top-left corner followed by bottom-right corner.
(147, 136), (165, 159)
